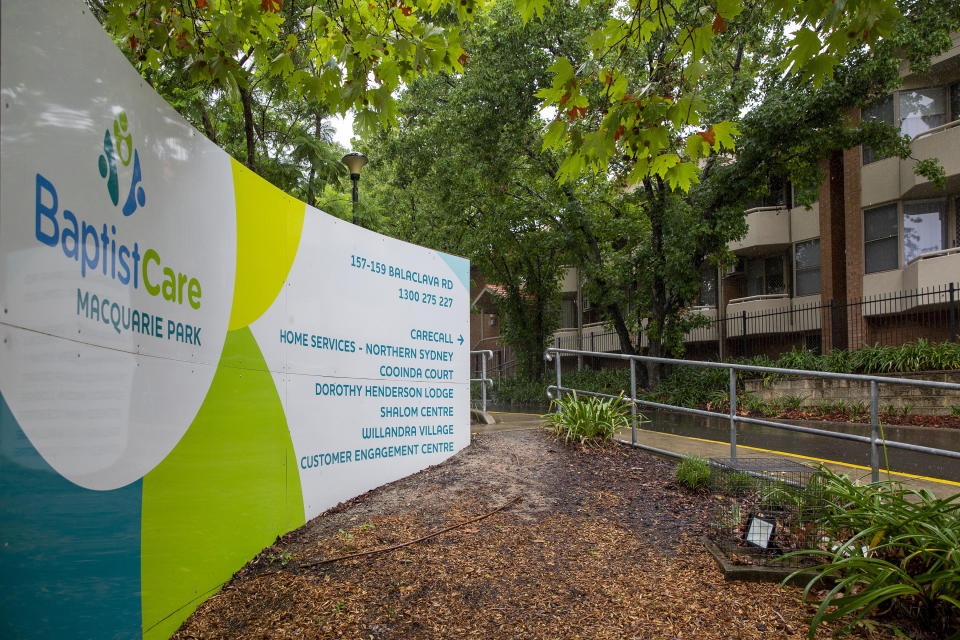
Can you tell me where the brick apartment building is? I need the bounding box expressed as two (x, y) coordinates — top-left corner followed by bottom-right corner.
(552, 33), (960, 360)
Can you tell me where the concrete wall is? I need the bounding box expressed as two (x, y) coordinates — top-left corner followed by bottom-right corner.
(743, 370), (960, 416)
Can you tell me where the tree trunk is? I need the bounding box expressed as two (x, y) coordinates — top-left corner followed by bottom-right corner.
(200, 104), (217, 144)
(238, 85), (256, 170)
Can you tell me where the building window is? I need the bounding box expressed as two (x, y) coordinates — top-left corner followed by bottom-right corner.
(697, 267), (717, 307)
(794, 238), (821, 296)
(747, 176), (792, 209)
(864, 203), (899, 273)
(956, 197), (960, 249)
(745, 256), (786, 296)
(560, 298), (577, 328)
(899, 87), (948, 138)
(903, 200), (947, 264)
(952, 82), (960, 122)
(863, 94), (894, 164)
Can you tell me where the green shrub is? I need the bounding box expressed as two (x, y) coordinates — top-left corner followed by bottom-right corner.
(487, 376), (549, 405)
(563, 368), (632, 396)
(784, 469), (960, 638)
(650, 365), (729, 407)
(541, 392), (632, 446)
(724, 471), (754, 496)
(675, 456), (711, 492)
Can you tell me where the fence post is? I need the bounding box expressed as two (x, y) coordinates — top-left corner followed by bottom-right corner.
(830, 298), (838, 351)
(741, 311), (747, 357)
(950, 283), (957, 343)
(554, 345), (562, 404)
(870, 380), (879, 483)
(481, 352), (488, 414)
(729, 367), (737, 460)
(630, 359), (637, 446)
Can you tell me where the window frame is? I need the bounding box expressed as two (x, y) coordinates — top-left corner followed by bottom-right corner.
(794, 238), (821, 297)
(902, 198), (948, 265)
(744, 255), (788, 297)
(696, 266), (718, 308)
(862, 94), (894, 165)
(863, 203), (900, 274)
(899, 85), (949, 139)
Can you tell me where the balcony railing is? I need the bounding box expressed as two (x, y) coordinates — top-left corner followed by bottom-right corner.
(906, 245), (960, 266)
(912, 118), (960, 141)
(726, 293), (790, 305)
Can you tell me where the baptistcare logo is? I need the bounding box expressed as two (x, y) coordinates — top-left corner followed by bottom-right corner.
(98, 111), (146, 216)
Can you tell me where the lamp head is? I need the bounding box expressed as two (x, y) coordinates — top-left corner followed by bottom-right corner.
(341, 151), (368, 178)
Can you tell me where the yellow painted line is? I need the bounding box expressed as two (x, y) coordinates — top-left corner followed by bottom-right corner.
(631, 428), (960, 488)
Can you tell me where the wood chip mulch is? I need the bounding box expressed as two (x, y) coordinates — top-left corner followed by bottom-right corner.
(173, 430), (902, 639)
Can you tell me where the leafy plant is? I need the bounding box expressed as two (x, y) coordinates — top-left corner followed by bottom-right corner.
(266, 550), (295, 566)
(676, 456), (711, 492)
(716, 500), (742, 529)
(740, 393), (766, 414)
(724, 471), (754, 496)
(780, 394), (807, 411)
(541, 392), (633, 446)
(951, 405), (960, 418)
(784, 469), (960, 639)
(848, 401), (868, 420)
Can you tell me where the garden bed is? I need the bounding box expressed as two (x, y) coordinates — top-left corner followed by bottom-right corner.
(169, 430), (930, 639)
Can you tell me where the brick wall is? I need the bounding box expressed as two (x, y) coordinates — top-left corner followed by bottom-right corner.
(743, 370), (960, 416)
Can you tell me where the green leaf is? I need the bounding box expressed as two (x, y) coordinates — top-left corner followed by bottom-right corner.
(665, 161), (700, 191)
(650, 153), (680, 179)
(684, 133), (710, 160)
(542, 119), (567, 152)
(715, 0), (744, 19)
(556, 152), (585, 185)
(711, 120), (740, 150)
(354, 108), (379, 136)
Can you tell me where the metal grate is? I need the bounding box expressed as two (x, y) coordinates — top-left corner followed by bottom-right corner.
(708, 457), (827, 568)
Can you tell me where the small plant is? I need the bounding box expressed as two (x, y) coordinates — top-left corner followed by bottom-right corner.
(740, 393), (765, 414)
(780, 394), (807, 411)
(675, 456), (711, 492)
(951, 405), (960, 418)
(725, 471), (754, 496)
(898, 402), (914, 418)
(817, 399), (835, 415)
(266, 550), (295, 566)
(784, 468), (960, 639)
(881, 403), (897, 416)
(541, 392), (633, 446)
(705, 389), (730, 411)
(848, 400), (868, 420)
(716, 500), (742, 528)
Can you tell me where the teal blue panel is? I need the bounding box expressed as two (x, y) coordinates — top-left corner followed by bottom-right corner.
(0, 392), (142, 639)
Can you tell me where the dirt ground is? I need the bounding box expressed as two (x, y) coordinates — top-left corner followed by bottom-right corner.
(174, 430), (902, 640)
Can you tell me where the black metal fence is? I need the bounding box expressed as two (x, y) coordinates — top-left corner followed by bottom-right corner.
(552, 282), (960, 363)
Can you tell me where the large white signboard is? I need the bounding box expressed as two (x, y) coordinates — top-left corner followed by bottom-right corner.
(0, 2), (470, 638)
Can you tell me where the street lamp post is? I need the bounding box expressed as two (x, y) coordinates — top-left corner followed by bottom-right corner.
(341, 152), (368, 226)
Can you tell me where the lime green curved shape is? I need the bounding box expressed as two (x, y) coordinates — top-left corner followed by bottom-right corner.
(140, 328), (305, 640)
(228, 158), (306, 330)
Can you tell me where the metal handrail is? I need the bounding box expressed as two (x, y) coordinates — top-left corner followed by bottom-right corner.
(544, 346), (960, 482)
(744, 205), (787, 215)
(727, 293), (791, 305)
(469, 350), (494, 413)
(912, 118), (960, 141)
(906, 245), (960, 266)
